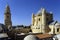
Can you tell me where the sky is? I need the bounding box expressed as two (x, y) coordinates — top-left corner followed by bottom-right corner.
(0, 0), (60, 26)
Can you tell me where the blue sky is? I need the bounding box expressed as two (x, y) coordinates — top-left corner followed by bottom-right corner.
(0, 0), (60, 26)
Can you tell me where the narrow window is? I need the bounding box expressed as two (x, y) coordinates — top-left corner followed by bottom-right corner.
(57, 28), (59, 32)
(39, 18), (40, 21)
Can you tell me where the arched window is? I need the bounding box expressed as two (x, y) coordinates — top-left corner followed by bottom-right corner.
(39, 18), (40, 21)
(57, 28), (59, 32)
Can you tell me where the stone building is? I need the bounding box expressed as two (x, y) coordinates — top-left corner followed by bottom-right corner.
(31, 8), (60, 34)
(4, 5), (12, 30)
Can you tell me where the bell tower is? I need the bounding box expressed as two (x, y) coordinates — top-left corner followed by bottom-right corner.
(4, 5), (12, 29)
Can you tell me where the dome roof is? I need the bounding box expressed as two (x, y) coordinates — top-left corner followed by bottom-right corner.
(36, 13), (42, 16)
(24, 35), (39, 40)
(36, 8), (46, 16)
(36, 9), (42, 16)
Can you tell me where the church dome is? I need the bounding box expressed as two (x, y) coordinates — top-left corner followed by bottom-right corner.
(36, 8), (46, 16)
(24, 35), (39, 40)
(36, 13), (42, 16)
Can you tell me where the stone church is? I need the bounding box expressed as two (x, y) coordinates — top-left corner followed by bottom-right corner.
(4, 5), (60, 34)
(31, 8), (60, 34)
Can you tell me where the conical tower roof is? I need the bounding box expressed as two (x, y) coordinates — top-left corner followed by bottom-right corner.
(5, 5), (10, 13)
